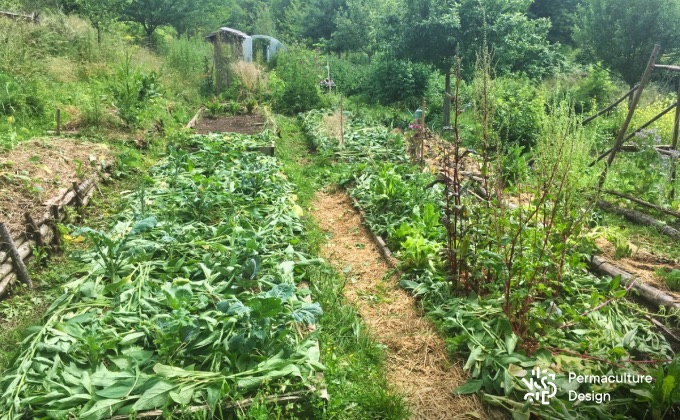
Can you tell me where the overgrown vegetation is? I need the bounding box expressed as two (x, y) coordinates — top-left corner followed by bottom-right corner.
(3, 0), (680, 418)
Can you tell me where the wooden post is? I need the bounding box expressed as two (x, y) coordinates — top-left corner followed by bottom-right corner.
(598, 44), (661, 189)
(671, 78), (680, 200)
(420, 98), (426, 164)
(340, 95), (344, 147)
(56, 108), (61, 136)
(24, 212), (43, 247)
(50, 205), (61, 251)
(327, 57), (332, 94)
(0, 223), (32, 288)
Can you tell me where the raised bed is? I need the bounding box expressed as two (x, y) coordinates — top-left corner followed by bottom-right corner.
(187, 106), (277, 156)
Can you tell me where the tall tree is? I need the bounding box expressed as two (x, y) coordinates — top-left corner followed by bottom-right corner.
(397, 0), (460, 126)
(330, 0), (376, 62)
(252, 3), (276, 35)
(395, 0), (555, 126)
(74, 0), (129, 43)
(575, 0), (680, 87)
(529, 0), (580, 45)
(456, 0), (556, 79)
(300, 0), (347, 43)
(123, 0), (214, 42)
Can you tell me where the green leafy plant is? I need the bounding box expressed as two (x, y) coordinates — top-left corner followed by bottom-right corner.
(655, 268), (680, 292)
(606, 228), (633, 259)
(205, 97), (222, 118)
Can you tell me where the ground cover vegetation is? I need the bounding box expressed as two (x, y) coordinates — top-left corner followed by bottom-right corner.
(2, 0), (680, 418)
(0, 132), (329, 418)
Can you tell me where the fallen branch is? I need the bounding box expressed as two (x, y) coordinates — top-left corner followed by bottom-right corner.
(589, 255), (680, 310)
(0, 273), (16, 299)
(559, 279), (638, 329)
(644, 314), (680, 343)
(598, 200), (680, 240)
(603, 190), (680, 220)
(0, 223), (32, 288)
(0, 10), (39, 23)
(186, 106), (204, 129)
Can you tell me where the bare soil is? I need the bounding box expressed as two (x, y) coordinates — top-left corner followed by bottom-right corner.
(0, 138), (109, 236)
(193, 112), (266, 135)
(311, 191), (491, 420)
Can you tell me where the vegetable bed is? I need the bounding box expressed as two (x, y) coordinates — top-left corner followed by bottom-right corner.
(303, 109), (680, 419)
(0, 133), (324, 419)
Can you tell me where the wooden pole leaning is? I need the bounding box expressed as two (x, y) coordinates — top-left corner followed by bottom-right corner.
(670, 78), (680, 200)
(598, 44), (661, 190)
(0, 223), (32, 289)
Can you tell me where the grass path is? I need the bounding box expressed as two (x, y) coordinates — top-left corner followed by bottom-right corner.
(310, 191), (487, 419)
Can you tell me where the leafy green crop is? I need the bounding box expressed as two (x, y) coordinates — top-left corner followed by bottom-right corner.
(0, 133), (324, 418)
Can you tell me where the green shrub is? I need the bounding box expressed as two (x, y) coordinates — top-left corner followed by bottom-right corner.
(366, 56), (431, 106)
(0, 73), (44, 117)
(327, 56), (370, 97)
(655, 268), (680, 292)
(571, 65), (617, 114)
(492, 76), (545, 149)
(272, 48), (323, 115)
(109, 53), (162, 128)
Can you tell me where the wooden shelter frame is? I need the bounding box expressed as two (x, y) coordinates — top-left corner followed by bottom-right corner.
(586, 45), (680, 199)
(205, 27), (248, 94)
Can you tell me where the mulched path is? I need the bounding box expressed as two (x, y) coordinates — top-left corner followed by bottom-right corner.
(311, 190), (495, 420)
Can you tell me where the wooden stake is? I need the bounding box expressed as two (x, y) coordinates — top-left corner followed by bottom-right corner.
(0, 223), (32, 288)
(56, 108), (61, 136)
(340, 95), (344, 147)
(598, 44), (661, 189)
(670, 78), (680, 200)
(50, 205), (61, 251)
(420, 98), (426, 164)
(24, 212), (43, 247)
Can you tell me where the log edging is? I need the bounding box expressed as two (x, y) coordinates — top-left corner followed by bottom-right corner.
(0, 176), (99, 299)
(589, 255), (680, 310)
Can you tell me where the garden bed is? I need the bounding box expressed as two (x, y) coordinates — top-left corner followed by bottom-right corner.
(0, 137), (110, 235)
(0, 132), (325, 418)
(302, 107), (679, 419)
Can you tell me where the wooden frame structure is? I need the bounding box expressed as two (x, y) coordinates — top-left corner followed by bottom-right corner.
(586, 45), (680, 200)
(205, 28), (248, 94)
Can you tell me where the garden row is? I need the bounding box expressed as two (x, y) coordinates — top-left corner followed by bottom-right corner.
(301, 109), (680, 419)
(0, 132), (324, 419)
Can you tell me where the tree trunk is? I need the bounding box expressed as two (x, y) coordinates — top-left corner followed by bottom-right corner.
(443, 70), (451, 127)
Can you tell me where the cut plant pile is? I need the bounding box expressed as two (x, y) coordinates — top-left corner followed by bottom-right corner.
(0, 133), (324, 419)
(193, 112), (266, 135)
(0, 138), (110, 234)
(311, 191), (487, 419)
